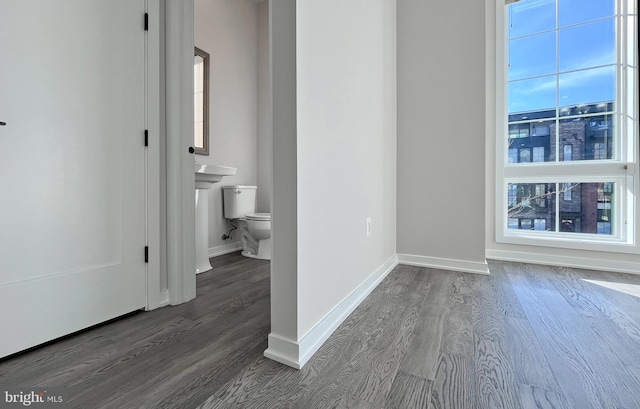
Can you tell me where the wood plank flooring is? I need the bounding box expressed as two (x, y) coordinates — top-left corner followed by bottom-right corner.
(2, 254), (640, 408)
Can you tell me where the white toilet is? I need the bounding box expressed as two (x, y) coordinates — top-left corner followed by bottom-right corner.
(222, 185), (271, 260)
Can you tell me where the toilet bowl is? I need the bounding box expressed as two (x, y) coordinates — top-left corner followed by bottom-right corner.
(241, 213), (271, 260)
(222, 186), (271, 260)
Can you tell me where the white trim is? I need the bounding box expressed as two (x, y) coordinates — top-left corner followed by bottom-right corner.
(487, 249), (640, 275)
(145, 0), (162, 311)
(165, 0), (196, 305)
(264, 255), (398, 369)
(208, 242), (243, 258)
(264, 333), (301, 369)
(397, 254), (490, 275)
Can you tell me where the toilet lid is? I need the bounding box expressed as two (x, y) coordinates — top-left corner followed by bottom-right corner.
(246, 212), (271, 221)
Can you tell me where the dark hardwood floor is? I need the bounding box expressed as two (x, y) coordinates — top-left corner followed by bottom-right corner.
(2, 253), (640, 408)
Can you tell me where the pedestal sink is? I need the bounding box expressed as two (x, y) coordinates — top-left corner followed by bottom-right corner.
(195, 163), (237, 274)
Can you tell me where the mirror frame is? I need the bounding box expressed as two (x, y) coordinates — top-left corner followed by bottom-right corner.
(194, 46), (210, 155)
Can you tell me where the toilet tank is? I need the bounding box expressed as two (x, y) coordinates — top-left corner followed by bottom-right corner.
(222, 185), (257, 219)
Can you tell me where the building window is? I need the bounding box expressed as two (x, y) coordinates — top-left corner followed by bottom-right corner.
(534, 218), (546, 231)
(532, 124), (550, 136)
(563, 183), (572, 201)
(508, 184), (518, 206)
(509, 123), (530, 138)
(498, 0), (637, 248)
(603, 182), (613, 194)
(597, 222), (612, 235)
(563, 144), (573, 161)
(535, 184), (546, 207)
(594, 143), (607, 160)
(533, 146), (545, 162)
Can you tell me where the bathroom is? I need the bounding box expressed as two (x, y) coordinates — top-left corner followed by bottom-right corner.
(194, 0), (271, 263)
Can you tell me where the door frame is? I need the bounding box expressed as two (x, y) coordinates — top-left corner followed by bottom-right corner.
(146, 0), (163, 309)
(149, 0), (196, 308)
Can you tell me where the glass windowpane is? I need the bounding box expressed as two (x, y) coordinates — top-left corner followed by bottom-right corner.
(559, 19), (615, 73)
(509, 0), (556, 39)
(507, 183), (556, 231)
(509, 76), (557, 114)
(509, 32), (556, 81)
(559, 0), (615, 27)
(559, 66), (616, 107)
(560, 182), (614, 234)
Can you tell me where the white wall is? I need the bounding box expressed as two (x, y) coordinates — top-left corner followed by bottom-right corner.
(266, 0), (397, 368)
(296, 0), (397, 337)
(194, 0), (258, 254)
(396, 0), (487, 273)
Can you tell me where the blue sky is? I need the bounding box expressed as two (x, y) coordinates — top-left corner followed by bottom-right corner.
(508, 0), (616, 113)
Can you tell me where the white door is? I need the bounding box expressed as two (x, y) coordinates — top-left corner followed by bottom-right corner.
(0, 0), (147, 358)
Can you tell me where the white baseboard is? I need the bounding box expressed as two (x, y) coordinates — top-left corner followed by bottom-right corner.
(264, 333), (302, 369)
(486, 249), (640, 275)
(397, 253), (489, 275)
(208, 242), (243, 258)
(264, 254), (398, 369)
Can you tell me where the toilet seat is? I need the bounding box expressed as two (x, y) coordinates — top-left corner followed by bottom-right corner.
(246, 213), (271, 221)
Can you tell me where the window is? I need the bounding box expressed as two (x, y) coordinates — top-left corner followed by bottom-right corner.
(563, 144), (573, 161)
(508, 184), (518, 206)
(535, 184), (546, 207)
(534, 219), (547, 231)
(562, 183), (572, 201)
(498, 0), (637, 249)
(508, 148), (518, 163)
(533, 146), (545, 162)
(509, 123), (530, 138)
(532, 123), (550, 136)
(594, 143), (607, 160)
(597, 222), (612, 234)
(603, 182), (613, 194)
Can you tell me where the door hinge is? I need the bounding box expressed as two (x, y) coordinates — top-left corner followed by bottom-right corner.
(144, 129), (148, 147)
(144, 246), (149, 263)
(144, 13), (149, 31)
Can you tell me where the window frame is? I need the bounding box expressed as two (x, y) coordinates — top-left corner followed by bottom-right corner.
(495, 0), (639, 254)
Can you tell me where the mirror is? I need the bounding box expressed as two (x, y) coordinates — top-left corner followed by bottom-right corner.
(194, 47), (210, 155)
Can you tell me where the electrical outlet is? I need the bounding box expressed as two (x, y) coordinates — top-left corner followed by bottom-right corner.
(366, 217), (372, 237)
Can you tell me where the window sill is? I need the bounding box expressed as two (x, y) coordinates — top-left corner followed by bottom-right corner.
(497, 231), (640, 255)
